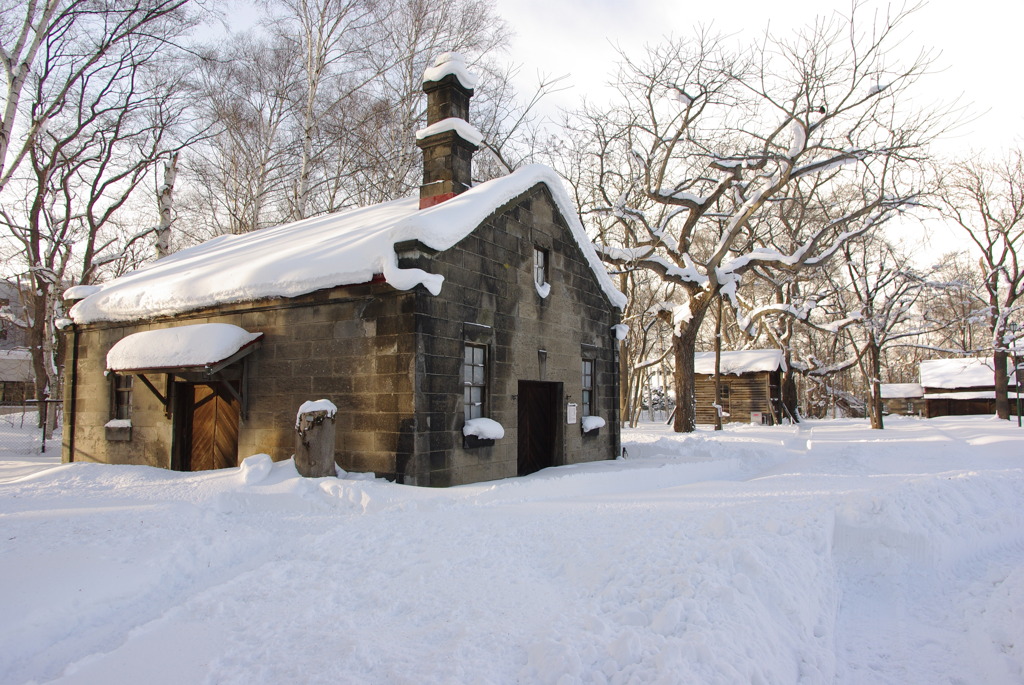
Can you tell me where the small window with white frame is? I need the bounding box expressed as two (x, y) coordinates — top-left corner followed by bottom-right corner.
(463, 344), (487, 420)
(581, 358), (595, 416)
(533, 247), (548, 287)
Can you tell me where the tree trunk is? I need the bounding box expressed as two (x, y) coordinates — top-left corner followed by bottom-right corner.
(866, 342), (884, 430)
(672, 328), (699, 433)
(154, 151), (178, 259)
(994, 346), (1010, 420)
(295, 408), (337, 478)
(781, 368), (799, 422)
(713, 297), (723, 431)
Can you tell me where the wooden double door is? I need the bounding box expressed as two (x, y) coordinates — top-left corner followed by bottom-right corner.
(517, 381), (562, 477)
(174, 382), (240, 471)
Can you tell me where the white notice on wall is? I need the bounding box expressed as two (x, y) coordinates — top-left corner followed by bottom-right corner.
(567, 403), (578, 424)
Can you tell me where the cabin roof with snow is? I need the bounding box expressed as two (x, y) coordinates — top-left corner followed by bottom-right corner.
(919, 357), (1014, 390)
(880, 383), (923, 399)
(693, 349), (786, 376)
(67, 165), (625, 325)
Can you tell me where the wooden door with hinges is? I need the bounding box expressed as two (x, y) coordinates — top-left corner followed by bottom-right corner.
(173, 382), (239, 471)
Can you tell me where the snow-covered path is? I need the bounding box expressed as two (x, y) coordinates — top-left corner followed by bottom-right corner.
(1, 417), (1022, 684)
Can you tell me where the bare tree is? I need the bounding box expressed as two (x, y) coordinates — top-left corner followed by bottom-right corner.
(937, 149), (1024, 420)
(829, 236), (934, 429)
(0, 0), (200, 424)
(568, 3), (949, 432)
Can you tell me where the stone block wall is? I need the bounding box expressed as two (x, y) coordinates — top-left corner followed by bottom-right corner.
(63, 283), (418, 479)
(405, 183), (620, 486)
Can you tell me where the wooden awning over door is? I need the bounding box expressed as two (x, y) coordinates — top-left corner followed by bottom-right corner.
(105, 323), (263, 420)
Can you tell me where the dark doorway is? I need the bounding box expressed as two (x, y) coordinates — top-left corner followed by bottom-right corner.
(517, 381), (562, 476)
(173, 382), (240, 471)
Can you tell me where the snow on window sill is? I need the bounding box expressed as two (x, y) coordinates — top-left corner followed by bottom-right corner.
(105, 419), (132, 442)
(463, 417), (503, 449)
(535, 280), (551, 298)
(582, 415), (605, 434)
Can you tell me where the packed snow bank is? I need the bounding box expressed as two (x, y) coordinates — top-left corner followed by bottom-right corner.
(2, 417), (1023, 684)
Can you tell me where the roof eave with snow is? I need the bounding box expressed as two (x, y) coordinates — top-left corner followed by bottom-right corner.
(69, 165), (625, 325)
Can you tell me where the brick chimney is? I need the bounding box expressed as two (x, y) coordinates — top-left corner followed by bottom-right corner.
(416, 53), (482, 209)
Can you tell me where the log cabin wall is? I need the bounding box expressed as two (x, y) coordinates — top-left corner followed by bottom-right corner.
(694, 370), (780, 425)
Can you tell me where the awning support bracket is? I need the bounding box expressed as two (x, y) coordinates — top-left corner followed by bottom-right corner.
(136, 373), (168, 409)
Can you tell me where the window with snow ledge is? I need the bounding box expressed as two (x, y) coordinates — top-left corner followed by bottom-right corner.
(533, 247), (550, 298)
(463, 343), (493, 448)
(104, 418), (132, 441)
(581, 415), (605, 435)
(463, 417), (503, 449)
(106, 375), (133, 441)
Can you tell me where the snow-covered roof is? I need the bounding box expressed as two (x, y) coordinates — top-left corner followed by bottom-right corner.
(69, 165), (626, 325)
(880, 383), (923, 399)
(422, 52), (478, 90)
(63, 284), (102, 301)
(0, 348), (33, 383)
(106, 324), (263, 372)
(919, 357), (1015, 390)
(924, 390), (1021, 401)
(693, 349), (786, 376)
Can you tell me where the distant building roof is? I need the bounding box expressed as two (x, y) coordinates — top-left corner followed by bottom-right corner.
(694, 349), (786, 376)
(920, 357), (1015, 390)
(880, 383), (923, 399)
(0, 348), (33, 383)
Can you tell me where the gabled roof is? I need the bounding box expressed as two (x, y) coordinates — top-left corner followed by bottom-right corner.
(69, 165), (626, 325)
(693, 349), (786, 376)
(919, 357), (1015, 390)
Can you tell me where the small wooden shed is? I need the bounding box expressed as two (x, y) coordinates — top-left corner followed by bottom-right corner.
(0, 348), (34, 404)
(880, 383), (924, 416)
(693, 350), (785, 425)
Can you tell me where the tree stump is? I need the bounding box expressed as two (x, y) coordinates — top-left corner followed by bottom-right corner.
(295, 407), (337, 478)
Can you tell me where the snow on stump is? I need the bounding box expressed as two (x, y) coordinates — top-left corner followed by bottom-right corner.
(294, 399), (338, 478)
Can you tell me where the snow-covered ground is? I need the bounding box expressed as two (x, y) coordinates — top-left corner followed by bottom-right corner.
(2, 416), (1022, 684)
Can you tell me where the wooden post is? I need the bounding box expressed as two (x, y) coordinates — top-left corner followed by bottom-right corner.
(295, 405), (337, 478)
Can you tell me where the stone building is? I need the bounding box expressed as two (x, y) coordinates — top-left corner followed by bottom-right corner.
(693, 350), (785, 425)
(60, 53), (625, 486)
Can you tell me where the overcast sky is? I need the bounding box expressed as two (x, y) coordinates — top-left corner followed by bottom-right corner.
(491, 0), (1021, 157)
(490, 0), (1018, 260)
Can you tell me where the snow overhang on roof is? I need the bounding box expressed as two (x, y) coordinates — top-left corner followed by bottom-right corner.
(69, 164), (627, 325)
(106, 324), (263, 374)
(693, 349), (786, 376)
(924, 390), (1022, 401)
(919, 357), (1015, 390)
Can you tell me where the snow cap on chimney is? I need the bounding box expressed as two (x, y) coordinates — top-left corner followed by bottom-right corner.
(416, 53), (482, 209)
(423, 52), (479, 90)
